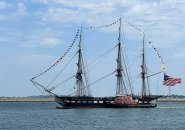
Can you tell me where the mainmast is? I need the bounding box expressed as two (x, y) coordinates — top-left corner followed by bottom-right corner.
(116, 18), (128, 96)
(141, 34), (150, 97)
(75, 28), (91, 97)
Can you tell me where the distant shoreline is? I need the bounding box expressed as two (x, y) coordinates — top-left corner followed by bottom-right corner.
(158, 97), (185, 102)
(0, 97), (185, 102)
(0, 97), (55, 102)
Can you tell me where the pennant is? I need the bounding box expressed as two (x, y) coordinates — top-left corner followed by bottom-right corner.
(32, 19), (119, 80)
(83, 19), (119, 30)
(162, 63), (165, 72)
(149, 41), (166, 73)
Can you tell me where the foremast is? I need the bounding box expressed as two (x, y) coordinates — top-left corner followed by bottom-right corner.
(116, 18), (128, 96)
(75, 28), (91, 97)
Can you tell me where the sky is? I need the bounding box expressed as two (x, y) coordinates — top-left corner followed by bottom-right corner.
(0, 0), (185, 97)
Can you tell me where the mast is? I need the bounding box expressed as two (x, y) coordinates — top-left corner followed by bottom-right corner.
(116, 18), (128, 96)
(75, 27), (91, 97)
(141, 34), (149, 97)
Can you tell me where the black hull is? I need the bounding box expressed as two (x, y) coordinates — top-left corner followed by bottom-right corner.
(55, 96), (158, 109)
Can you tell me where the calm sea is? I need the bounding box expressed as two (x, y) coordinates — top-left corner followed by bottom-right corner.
(0, 102), (185, 130)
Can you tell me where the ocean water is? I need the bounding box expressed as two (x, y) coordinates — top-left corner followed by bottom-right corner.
(0, 102), (185, 130)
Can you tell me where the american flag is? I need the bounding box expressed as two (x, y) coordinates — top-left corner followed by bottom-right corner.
(163, 73), (182, 86)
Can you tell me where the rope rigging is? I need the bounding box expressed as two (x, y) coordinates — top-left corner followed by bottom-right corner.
(122, 19), (144, 34)
(31, 81), (45, 95)
(123, 19), (165, 74)
(31, 19), (121, 82)
(122, 20), (168, 95)
(48, 75), (76, 91)
(31, 80), (56, 96)
(121, 48), (134, 95)
(46, 45), (118, 92)
(47, 52), (78, 88)
(86, 45), (118, 73)
(69, 70), (116, 96)
(30, 18), (167, 97)
(119, 23), (134, 95)
(31, 29), (80, 81)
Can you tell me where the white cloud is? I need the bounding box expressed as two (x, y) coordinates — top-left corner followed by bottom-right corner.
(0, 1), (13, 10)
(22, 36), (61, 47)
(173, 52), (185, 59)
(21, 28), (62, 47)
(0, 1), (7, 10)
(42, 0), (121, 24)
(40, 37), (60, 46)
(0, 0), (178, 50)
(52, 0), (116, 12)
(0, 2), (13, 20)
(0, 15), (5, 20)
(32, 0), (48, 4)
(0, 29), (23, 44)
(18, 2), (26, 15)
(130, 2), (157, 15)
(2, 0), (185, 49)
(25, 54), (57, 65)
(43, 7), (86, 23)
(1, 0), (185, 96)
(0, 2), (27, 21)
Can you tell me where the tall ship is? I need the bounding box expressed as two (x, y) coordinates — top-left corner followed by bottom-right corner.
(31, 18), (163, 108)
